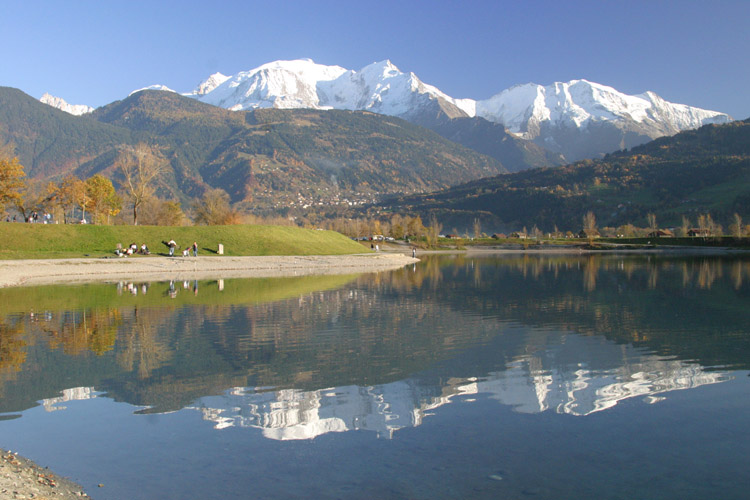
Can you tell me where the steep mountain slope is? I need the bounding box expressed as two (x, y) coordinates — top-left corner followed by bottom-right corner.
(0, 86), (137, 178)
(424, 116), (565, 173)
(2, 87), (505, 210)
(380, 119), (750, 232)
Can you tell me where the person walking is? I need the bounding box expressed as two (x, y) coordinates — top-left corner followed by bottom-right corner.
(192, 241), (198, 257)
(168, 239), (177, 256)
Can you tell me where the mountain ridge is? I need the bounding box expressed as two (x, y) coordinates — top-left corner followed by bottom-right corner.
(39, 59), (731, 166)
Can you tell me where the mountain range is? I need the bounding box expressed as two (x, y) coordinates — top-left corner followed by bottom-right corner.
(44, 59), (733, 165)
(2, 59), (740, 226)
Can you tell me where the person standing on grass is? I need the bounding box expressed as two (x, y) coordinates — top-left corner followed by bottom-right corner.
(168, 239), (177, 256)
(192, 241), (198, 257)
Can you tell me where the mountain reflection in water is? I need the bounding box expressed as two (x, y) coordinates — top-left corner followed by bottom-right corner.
(1, 255), (749, 439)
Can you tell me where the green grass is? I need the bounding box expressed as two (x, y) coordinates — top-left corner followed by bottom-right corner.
(0, 223), (368, 259)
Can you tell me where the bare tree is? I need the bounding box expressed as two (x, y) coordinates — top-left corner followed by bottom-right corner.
(117, 144), (167, 225)
(426, 214), (442, 248)
(730, 213), (744, 238)
(473, 217), (482, 239)
(583, 211), (597, 232)
(680, 216), (691, 237)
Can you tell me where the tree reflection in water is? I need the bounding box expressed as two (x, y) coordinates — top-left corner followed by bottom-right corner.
(0, 255), (748, 419)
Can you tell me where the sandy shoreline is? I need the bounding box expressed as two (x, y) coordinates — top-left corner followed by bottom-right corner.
(0, 253), (418, 288)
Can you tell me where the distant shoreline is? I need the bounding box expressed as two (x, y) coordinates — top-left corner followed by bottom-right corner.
(464, 245), (750, 255)
(393, 243), (750, 256)
(0, 254), (418, 288)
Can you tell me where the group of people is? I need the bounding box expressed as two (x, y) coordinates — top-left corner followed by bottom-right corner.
(115, 242), (150, 257)
(4, 212), (52, 223)
(114, 240), (199, 257)
(165, 240), (198, 257)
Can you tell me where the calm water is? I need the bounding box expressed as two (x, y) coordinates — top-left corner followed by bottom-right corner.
(0, 254), (749, 499)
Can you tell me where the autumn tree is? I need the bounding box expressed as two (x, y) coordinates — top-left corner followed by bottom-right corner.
(0, 156), (27, 214)
(117, 144), (167, 225)
(579, 210), (596, 242)
(406, 215), (425, 239)
(48, 176), (86, 223)
(85, 175), (121, 224)
(193, 188), (239, 225)
(15, 178), (49, 221)
(138, 196), (186, 226)
(390, 214), (405, 240)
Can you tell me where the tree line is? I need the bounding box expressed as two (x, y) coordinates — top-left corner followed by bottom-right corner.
(1, 144), (256, 227)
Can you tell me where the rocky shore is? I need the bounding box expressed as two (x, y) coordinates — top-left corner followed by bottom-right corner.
(0, 450), (90, 499)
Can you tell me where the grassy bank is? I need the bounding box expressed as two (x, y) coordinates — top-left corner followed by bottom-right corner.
(0, 223), (367, 259)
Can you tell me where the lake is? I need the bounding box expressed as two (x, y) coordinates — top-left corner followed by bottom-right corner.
(0, 253), (749, 499)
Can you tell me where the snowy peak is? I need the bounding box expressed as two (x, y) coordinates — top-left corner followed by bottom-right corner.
(189, 72), (230, 96)
(195, 59), (348, 111)
(186, 60), (731, 142)
(191, 59), (470, 119)
(129, 84), (177, 96)
(39, 93), (94, 115)
(475, 79), (731, 139)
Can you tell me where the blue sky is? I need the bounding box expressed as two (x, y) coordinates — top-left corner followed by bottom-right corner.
(2, 0), (749, 118)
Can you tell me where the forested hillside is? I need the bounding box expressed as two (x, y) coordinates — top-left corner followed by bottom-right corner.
(0, 87), (505, 211)
(380, 119), (750, 232)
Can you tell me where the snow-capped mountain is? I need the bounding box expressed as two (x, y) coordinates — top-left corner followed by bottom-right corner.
(40, 93), (94, 115)
(129, 84), (177, 96)
(474, 80), (731, 161)
(183, 59), (731, 161)
(189, 59), (467, 120)
(39, 59), (733, 163)
(475, 80), (730, 138)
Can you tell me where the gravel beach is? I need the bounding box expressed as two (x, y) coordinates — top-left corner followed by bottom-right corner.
(0, 450), (90, 499)
(0, 253), (417, 288)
